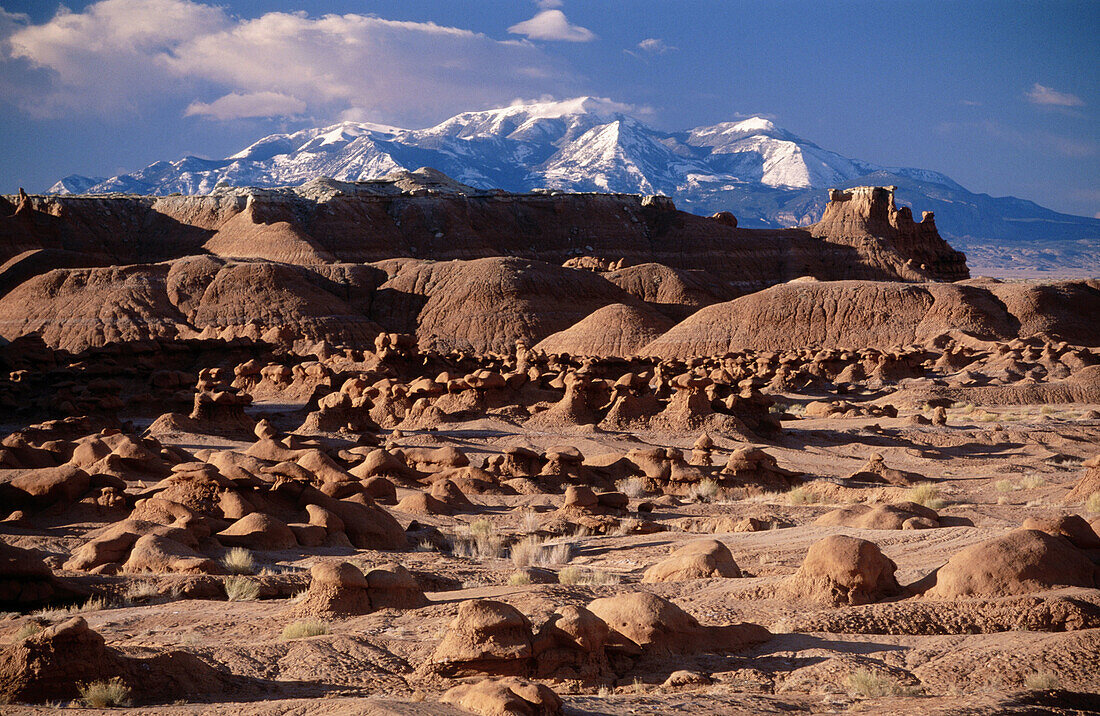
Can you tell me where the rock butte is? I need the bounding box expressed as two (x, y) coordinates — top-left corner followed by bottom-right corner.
(0, 173), (1097, 714)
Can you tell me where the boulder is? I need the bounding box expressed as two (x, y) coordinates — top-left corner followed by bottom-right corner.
(922, 529), (1100, 599)
(441, 677), (563, 716)
(782, 535), (900, 606)
(427, 600), (534, 677)
(642, 539), (741, 582)
(586, 592), (769, 655)
(290, 561), (426, 618)
(217, 512), (298, 551)
(815, 502), (939, 530)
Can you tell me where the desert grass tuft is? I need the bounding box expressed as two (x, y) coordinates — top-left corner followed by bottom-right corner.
(451, 521), (506, 561)
(511, 534), (572, 567)
(616, 477), (647, 498)
(1086, 492), (1100, 515)
(33, 596), (111, 621)
(14, 622), (44, 641)
(906, 482), (946, 510)
(506, 571), (533, 586)
(281, 619), (331, 640)
(558, 566), (619, 586)
(519, 509), (542, 534)
(1024, 671), (1061, 690)
(224, 576), (260, 602)
(123, 580), (161, 604)
(221, 547), (256, 575)
(1020, 474), (1047, 490)
(688, 478), (721, 503)
(846, 669), (919, 697)
(78, 677), (132, 708)
(785, 486), (819, 506)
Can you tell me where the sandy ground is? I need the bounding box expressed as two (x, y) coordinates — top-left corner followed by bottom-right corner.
(2, 397), (1099, 715)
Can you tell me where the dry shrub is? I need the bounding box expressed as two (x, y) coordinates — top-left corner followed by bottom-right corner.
(558, 566), (619, 586)
(688, 478), (721, 503)
(846, 669), (919, 697)
(14, 622), (43, 641)
(451, 521), (506, 561)
(78, 677), (132, 708)
(906, 482), (946, 509)
(221, 547), (256, 575)
(224, 576), (260, 602)
(511, 535), (571, 567)
(786, 486), (819, 505)
(616, 477), (647, 498)
(281, 620), (331, 640)
(1020, 474), (1047, 490)
(1024, 671), (1061, 690)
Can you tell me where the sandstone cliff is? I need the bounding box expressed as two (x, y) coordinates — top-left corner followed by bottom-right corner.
(2, 175), (968, 298)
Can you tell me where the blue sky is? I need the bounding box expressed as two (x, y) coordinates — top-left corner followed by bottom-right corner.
(1, 0), (1097, 216)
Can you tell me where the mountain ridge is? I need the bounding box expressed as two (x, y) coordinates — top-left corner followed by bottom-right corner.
(48, 97), (1100, 248)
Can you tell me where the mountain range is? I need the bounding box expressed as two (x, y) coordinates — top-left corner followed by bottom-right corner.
(49, 97), (1099, 254)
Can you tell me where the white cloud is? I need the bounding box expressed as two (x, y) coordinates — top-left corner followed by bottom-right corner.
(536, 0), (564, 8)
(184, 91), (305, 120)
(1025, 83), (1084, 107)
(1, 0), (571, 124)
(508, 10), (595, 42)
(637, 38), (676, 54)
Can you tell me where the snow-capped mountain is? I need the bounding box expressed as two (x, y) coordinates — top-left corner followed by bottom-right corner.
(49, 97), (1100, 243)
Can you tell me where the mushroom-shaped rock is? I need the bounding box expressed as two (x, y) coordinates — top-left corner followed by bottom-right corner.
(430, 478), (474, 509)
(63, 519), (198, 573)
(586, 591), (769, 655)
(782, 535), (900, 606)
(441, 677), (563, 716)
(361, 476), (398, 505)
(720, 447), (800, 491)
(395, 491), (453, 515)
(563, 485), (598, 510)
(642, 539), (741, 582)
(123, 534), (221, 575)
(312, 495), (407, 550)
(922, 529), (1100, 599)
(217, 512), (298, 550)
(428, 600), (534, 677)
(0, 617), (108, 703)
(0, 616), (241, 705)
(845, 454), (925, 486)
(532, 605), (610, 681)
(365, 562), (428, 610)
(291, 561), (371, 616)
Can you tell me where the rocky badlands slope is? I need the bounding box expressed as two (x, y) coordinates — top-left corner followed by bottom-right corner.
(0, 173), (1098, 715)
